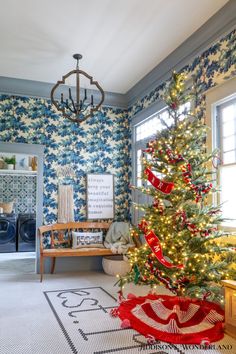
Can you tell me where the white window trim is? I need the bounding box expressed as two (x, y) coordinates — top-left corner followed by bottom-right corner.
(206, 76), (236, 232)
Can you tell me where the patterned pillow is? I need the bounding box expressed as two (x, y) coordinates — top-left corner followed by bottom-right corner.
(72, 231), (105, 249)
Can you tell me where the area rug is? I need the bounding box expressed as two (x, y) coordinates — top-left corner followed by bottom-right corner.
(44, 287), (235, 354)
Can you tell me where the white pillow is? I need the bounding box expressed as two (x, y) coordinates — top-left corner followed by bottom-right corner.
(72, 231), (105, 249)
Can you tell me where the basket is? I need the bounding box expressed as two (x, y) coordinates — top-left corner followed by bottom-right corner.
(102, 255), (131, 276)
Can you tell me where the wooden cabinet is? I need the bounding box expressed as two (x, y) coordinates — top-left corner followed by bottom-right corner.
(222, 280), (236, 339)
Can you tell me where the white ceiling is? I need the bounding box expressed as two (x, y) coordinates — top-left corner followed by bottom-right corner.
(0, 0), (229, 94)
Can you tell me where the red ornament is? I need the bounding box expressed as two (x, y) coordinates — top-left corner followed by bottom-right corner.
(153, 198), (164, 213)
(120, 319), (131, 329)
(187, 222), (200, 234)
(142, 147), (154, 153)
(174, 210), (187, 230)
(138, 220), (149, 233)
(170, 102), (179, 110)
(176, 276), (190, 286)
(110, 308), (119, 317)
(166, 149), (184, 164)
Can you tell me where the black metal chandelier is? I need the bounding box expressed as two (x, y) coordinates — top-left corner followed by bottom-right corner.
(51, 54), (105, 123)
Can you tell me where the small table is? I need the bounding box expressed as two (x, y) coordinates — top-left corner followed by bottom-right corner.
(222, 280), (236, 339)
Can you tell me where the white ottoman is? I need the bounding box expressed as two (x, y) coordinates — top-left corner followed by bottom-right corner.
(102, 255), (131, 276)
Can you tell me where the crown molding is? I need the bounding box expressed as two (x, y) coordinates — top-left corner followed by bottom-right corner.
(126, 0), (236, 108)
(0, 76), (128, 109)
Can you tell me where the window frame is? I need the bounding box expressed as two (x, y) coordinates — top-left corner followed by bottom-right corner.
(131, 98), (191, 225)
(214, 96), (236, 229)
(217, 98), (236, 165)
(206, 76), (236, 232)
(131, 100), (166, 225)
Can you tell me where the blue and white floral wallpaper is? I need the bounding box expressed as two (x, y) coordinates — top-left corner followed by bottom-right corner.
(0, 28), (236, 227)
(0, 101), (131, 224)
(128, 29), (236, 119)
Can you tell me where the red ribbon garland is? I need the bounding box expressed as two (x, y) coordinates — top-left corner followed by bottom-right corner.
(166, 149), (185, 164)
(138, 220), (184, 269)
(145, 230), (184, 269)
(146, 258), (178, 294)
(144, 168), (174, 194)
(181, 164), (213, 202)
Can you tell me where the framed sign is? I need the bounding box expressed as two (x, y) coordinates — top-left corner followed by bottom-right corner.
(87, 173), (114, 220)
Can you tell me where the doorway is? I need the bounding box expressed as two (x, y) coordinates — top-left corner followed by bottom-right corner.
(0, 142), (44, 274)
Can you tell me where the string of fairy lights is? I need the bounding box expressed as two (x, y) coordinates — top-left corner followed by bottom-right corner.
(116, 72), (235, 303)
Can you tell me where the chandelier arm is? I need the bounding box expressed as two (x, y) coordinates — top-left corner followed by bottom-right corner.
(69, 96), (77, 113)
(51, 69), (78, 113)
(66, 103), (76, 114)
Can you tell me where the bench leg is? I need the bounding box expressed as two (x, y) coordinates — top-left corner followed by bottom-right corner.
(40, 254), (44, 282)
(51, 257), (56, 274)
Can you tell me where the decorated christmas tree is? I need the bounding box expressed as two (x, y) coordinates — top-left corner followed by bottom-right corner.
(119, 72), (236, 304)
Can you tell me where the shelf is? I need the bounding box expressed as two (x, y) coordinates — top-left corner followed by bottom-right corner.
(0, 169), (37, 176)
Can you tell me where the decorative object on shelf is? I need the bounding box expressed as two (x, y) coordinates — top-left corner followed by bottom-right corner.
(222, 280), (236, 339)
(0, 158), (4, 169)
(31, 156), (37, 171)
(16, 154), (29, 170)
(4, 156), (16, 170)
(51, 54), (105, 123)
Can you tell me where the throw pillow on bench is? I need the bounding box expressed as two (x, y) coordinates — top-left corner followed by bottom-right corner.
(72, 231), (105, 249)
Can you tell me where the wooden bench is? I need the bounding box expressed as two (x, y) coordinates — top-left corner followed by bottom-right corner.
(38, 221), (116, 282)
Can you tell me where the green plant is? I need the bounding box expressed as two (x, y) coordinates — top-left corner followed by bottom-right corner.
(4, 156), (16, 165)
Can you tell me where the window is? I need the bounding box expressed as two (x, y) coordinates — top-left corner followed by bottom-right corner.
(134, 108), (169, 187)
(133, 102), (190, 187)
(215, 97), (236, 228)
(131, 102), (190, 225)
